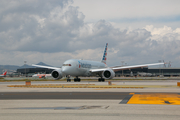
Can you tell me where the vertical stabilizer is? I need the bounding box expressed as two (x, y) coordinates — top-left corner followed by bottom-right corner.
(3, 71), (7, 75)
(101, 43), (108, 64)
(1, 71), (7, 76)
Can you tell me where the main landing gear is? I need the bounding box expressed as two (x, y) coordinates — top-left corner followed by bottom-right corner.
(74, 76), (81, 82)
(98, 77), (105, 82)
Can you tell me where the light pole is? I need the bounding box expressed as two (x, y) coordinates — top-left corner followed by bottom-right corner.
(158, 60), (161, 76)
(24, 61), (27, 77)
(121, 61), (124, 76)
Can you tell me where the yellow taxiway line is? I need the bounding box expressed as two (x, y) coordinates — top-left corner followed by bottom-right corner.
(8, 84), (178, 88)
(7, 84), (144, 88)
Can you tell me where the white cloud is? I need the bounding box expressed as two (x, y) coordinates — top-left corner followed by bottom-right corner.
(0, 0), (180, 68)
(73, 0), (180, 31)
(144, 25), (180, 42)
(73, 0), (180, 21)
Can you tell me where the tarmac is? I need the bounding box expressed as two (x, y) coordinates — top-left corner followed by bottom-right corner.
(0, 79), (180, 120)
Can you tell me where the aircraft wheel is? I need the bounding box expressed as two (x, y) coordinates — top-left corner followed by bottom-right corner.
(98, 78), (105, 82)
(74, 77), (81, 82)
(74, 78), (77, 82)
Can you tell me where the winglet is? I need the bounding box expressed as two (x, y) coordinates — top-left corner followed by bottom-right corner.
(101, 43), (108, 64)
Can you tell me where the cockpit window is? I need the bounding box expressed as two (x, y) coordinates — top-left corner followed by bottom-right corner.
(63, 64), (71, 66)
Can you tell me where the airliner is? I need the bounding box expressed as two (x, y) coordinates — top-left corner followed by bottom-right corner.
(0, 71), (7, 77)
(32, 43), (164, 82)
(32, 73), (51, 78)
(138, 72), (154, 77)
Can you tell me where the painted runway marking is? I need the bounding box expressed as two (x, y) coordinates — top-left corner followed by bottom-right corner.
(119, 95), (133, 104)
(127, 93), (180, 105)
(94, 88), (110, 90)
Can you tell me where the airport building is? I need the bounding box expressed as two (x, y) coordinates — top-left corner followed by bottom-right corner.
(115, 67), (180, 77)
(17, 66), (53, 74)
(148, 68), (180, 77)
(17, 62), (54, 76)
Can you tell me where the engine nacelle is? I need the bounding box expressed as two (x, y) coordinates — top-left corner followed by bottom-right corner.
(51, 69), (63, 80)
(102, 68), (115, 79)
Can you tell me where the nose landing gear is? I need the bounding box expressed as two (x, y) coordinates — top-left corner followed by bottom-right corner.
(67, 79), (71, 82)
(66, 75), (71, 82)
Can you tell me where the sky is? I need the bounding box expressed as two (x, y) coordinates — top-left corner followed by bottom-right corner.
(0, 0), (180, 67)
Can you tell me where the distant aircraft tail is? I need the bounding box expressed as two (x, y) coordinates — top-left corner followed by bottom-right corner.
(101, 43), (108, 64)
(2, 71), (7, 76)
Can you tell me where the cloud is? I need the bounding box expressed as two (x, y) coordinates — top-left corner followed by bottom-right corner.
(0, 0), (85, 53)
(73, 0), (180, 30)
(0, 0), (180, 68)
(73, 0), (180, 21)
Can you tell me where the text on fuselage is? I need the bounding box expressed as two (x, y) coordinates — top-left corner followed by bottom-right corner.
(78, 61), (91, 68)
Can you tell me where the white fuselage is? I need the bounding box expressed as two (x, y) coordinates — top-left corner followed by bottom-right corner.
(61, 59), (106, 76)
(32, 74), (51, 78)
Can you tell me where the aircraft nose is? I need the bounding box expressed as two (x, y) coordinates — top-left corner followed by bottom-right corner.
(61, 67), (69, 74)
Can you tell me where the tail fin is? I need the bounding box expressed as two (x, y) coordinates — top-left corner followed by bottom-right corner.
(101, 43), (108, 64)
(3, 71), (7, 75)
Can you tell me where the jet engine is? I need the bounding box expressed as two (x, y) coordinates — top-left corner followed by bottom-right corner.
(102, 68), (115, 79)
(51, 69), (63, 80)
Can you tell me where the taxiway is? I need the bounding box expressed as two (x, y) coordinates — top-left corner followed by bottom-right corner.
(0, 80), (180, 120)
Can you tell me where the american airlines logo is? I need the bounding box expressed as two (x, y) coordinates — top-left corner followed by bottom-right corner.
(78, 61), (91, 68)
(102, 43), (108, 64)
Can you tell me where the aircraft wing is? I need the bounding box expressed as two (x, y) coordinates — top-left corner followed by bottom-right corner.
(90, 63), (164, 72)
(32, 64), (60, 70)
